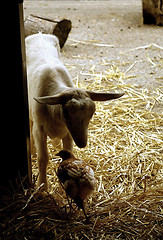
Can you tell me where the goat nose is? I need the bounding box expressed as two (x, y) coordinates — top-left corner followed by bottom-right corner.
(78, 141), (87, 148)
(75, 138), (87, 148)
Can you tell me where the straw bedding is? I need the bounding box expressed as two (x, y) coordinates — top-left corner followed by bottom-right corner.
(0, 66), (163, 239)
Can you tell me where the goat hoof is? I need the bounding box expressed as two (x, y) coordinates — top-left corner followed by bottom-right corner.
(37, 180), (48, 191)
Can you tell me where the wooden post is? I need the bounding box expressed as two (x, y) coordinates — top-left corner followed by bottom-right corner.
(0, 0), (31, 191)
(24, 15), (72, 48)
(142, 0), (163, 25)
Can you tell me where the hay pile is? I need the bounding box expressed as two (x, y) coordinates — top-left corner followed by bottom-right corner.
(0, 66), (163, 239)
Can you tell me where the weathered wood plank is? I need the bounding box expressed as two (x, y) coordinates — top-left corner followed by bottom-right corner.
(24, 15), (72, 48)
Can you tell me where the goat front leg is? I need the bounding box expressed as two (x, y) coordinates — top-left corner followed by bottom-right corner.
(62, 133), (73, 152)
(29, 119), (37, 158)
(33, 124), (49, 190)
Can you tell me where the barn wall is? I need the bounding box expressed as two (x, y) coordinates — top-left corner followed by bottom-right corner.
(0, 0), (31, 190)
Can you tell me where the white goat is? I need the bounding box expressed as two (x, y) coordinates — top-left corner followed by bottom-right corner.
(26, 33), (124, 189)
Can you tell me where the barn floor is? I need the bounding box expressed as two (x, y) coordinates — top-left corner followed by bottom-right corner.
(0, 1), (163, 240)
(24, 0), (163, 96)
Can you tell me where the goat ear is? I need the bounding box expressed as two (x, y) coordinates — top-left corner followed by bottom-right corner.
(34, 90), (75, 105)
(86, 91), (124, 101)
(34, 94), (63, 105)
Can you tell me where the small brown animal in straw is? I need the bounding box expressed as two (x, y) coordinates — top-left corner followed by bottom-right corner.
(56, 150), (95, 219)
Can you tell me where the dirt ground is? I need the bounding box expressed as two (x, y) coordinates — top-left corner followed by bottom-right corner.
(24, 0), (163, 99)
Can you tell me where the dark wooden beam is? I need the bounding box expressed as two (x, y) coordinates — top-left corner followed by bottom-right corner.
(0, 0), (31, 191)
(142, 0), (163, 26)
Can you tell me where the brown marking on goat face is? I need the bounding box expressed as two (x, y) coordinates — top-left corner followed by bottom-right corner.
(62, 90), (95, 148)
